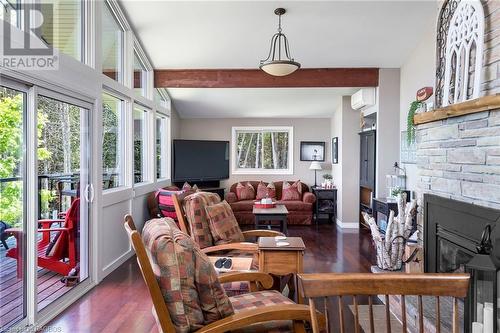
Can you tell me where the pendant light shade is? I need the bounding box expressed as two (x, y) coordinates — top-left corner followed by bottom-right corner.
(259, 8), (300, 76)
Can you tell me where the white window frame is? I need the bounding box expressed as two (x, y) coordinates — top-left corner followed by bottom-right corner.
(155, 114), (169, 181)
(101, 0), (125, 84)
(132, 104), (153, 186)
(101, 90), (127, 192)
(231, 126), (294, 175)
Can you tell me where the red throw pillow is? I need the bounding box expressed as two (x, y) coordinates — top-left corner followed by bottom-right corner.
(235, 182), (255, 200)
(256, 181), (276, 200)
(281, 181), (302, 201)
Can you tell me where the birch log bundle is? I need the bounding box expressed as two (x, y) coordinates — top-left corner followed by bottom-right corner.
(363, 193), (417, 270)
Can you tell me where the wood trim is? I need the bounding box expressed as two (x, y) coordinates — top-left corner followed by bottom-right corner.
(154, 68), (379, 88)
(414, 94), (500, 125)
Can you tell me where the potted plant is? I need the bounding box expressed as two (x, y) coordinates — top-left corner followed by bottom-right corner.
(322, 174), (333, 188)
(407, 100), (423, 145)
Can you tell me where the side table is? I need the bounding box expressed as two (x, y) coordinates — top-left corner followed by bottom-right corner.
(311, 187), (337, 223)
(258, 237), (305, 303)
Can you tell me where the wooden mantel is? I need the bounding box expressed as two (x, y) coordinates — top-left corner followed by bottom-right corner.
(414, 94), (500, 125)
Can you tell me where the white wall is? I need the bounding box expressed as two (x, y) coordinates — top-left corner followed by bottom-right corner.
(399, 26), (437, 195)
(376, 69), (401, 198)
(178, 118), (332, 188)
(330, 96), (360, 228)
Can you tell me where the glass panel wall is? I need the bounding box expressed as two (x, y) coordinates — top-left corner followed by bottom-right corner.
(41, 0), (83, 61)
(102, 1), (123, 82)
(102, 93), (124, 190)
(36, 95), (89, 311)
(0, 85), (26, 330)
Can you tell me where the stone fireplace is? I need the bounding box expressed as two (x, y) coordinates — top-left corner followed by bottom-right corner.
(415, 106), (500, 332)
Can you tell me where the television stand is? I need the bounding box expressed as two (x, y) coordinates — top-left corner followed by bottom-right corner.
(173, 180), (225, 199)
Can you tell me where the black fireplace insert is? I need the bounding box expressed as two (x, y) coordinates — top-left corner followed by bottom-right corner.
(424, 194), (500, 332)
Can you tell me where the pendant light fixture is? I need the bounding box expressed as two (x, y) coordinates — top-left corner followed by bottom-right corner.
(259, 8), (301, 76)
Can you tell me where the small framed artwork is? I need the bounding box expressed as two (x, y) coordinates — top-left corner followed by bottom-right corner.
(332, 137), (338, 164)
(300, 141), (325, 161)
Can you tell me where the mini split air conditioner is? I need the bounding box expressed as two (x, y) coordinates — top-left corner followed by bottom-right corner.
(351, 88), (376, 110)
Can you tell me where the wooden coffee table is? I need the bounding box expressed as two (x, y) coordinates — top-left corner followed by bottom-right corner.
(253, 204), (288, 235)
(258, 236), (305, 303)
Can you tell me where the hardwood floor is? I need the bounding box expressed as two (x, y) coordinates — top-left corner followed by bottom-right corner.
(47, 224), (375, 332)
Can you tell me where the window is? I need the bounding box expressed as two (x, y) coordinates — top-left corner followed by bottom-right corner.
(133, 106), (149, 183)
(102, 93), (124, 189)
(232, 127), (293, 174)
(156, 115), (168, 179)
(41, 0), (83, 61)
(102, 1), (123, 82)
(133, 50), (147, 98)
(154, 88), (170, 110)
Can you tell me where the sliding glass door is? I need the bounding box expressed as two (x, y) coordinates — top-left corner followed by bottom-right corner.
(0, 83), (92, 332)
(0, 83), (27, 329)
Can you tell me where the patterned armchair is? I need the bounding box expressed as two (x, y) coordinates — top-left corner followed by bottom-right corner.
(124, 215), (324, 333)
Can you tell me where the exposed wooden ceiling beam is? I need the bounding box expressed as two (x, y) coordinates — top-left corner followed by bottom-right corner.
(154, 68), (379, 88)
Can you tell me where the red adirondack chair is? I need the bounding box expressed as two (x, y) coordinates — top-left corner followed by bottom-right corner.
(6, 198), (80, 278)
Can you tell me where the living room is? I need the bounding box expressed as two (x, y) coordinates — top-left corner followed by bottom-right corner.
(1, 0), (499, 332)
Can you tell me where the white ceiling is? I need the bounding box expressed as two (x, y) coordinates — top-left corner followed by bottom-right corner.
(120, 1), (437, 69)
(119, 1), (437, 118)
(168, 88), (358, 118)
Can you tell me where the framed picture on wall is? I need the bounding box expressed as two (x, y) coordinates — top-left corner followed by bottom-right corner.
(332, 137), (338, 164)
(300, 141), (325, 161)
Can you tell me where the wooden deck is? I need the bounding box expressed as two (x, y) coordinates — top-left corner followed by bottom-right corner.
(0, 237), (75, 329)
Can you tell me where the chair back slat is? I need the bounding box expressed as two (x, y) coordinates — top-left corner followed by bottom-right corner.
(418, 295), (424, 333)
(385, 295), (391, 333)
(338, 296), (345, 333)
(309, 298), (321, 333)
(401, 295), (407, 332)
(123, 215), (176, 333)
(171, 194), (190, 235)
(435, 296), (441, 333)
(353, 296), (360, 333)
(323, 296), (329, 331)
(368, 296), (375, 333)
(453, 297), (459, 333)
(298, 273), (470, 333)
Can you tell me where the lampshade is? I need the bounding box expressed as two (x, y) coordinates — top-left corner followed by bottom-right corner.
(260, 61), (300, 77)
(309, 161), (322, 170)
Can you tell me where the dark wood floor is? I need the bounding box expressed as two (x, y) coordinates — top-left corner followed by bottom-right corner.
(47, 224), (376, 332)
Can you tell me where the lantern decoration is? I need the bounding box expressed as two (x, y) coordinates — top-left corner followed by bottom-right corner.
(465, 225), (499, 333)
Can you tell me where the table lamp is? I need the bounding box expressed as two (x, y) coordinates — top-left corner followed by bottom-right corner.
(309, 161), (322, 187)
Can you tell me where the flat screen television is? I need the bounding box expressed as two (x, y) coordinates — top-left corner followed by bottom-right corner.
(172, 140), (230, 182)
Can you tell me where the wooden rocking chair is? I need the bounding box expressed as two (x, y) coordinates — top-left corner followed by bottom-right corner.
(298, 272), (470, 333)
(124, 215), (325, 333)
(6, 198), (79, 278)
(172, 192), (282, 255)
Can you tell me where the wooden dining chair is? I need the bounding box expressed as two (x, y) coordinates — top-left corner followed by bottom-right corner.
(124, 215), (325, 333)
(298, 272), (470, 333)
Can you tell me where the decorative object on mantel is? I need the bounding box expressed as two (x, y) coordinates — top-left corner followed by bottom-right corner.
(259, 8), (301, 77)
(321, 174), (333, 189)
(442, 0), (484, 106)
(464, 224), (499, 333)
(407, 87), (433, 144)
(413, 94), (500, 125)
(362, 193), (417, 271)
(309, 161), (322, 187)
